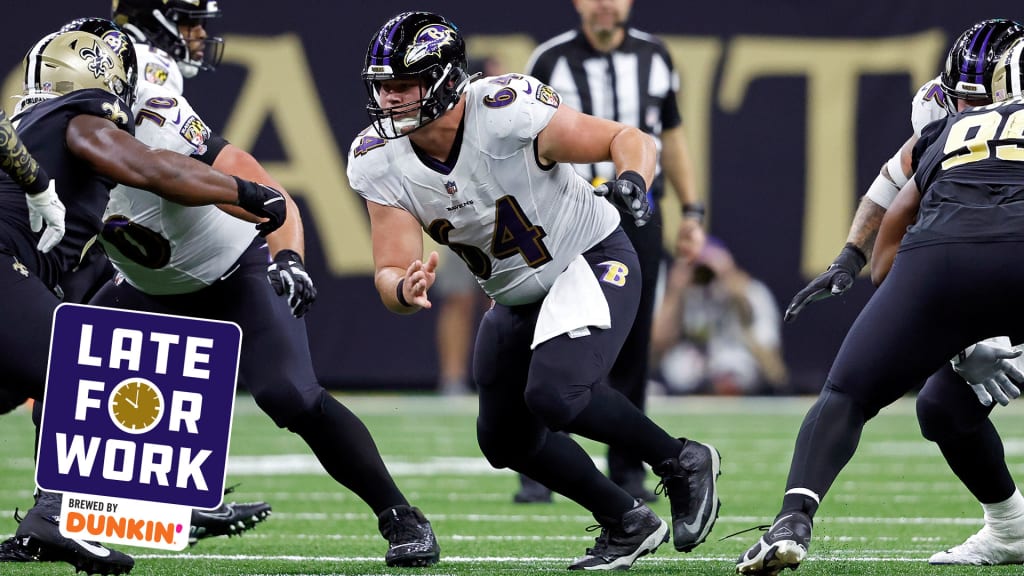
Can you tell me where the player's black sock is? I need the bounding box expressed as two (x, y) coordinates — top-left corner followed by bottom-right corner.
(936, 421), (1016, 504)
(289, 390), (408, 515)
(516, 429), (636, 518)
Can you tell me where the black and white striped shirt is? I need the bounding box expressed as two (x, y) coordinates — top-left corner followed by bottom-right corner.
(526, 27), (682, 196)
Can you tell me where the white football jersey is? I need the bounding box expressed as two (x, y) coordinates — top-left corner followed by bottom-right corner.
(348, 74), (621, 306)
(100, 81), (256, 295)
(911, 75), (949, 137)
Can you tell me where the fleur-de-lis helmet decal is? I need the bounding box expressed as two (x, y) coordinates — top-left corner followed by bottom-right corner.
(21, 19), (138, 110)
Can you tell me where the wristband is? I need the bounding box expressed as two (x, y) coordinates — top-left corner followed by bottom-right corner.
(396, 277), (412, 308)
(864, 172), (900, 210)
(885, 151), (909, 188)
(24, 171), (51, 195)
(682, 202), (706, 223)
(617, 170), (648, 193)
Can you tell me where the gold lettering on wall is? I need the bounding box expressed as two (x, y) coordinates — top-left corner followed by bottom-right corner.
(221, 34), (373, 275)
(719, 30), (945, 275)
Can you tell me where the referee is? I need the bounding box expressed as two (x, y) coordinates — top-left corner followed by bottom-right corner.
(514, 0), (706, 504)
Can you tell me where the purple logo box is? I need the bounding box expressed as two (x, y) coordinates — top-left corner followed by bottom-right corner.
(36, 304), (241, 509)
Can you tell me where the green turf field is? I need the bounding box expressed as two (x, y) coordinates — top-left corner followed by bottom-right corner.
(1, 393), (1022, 575)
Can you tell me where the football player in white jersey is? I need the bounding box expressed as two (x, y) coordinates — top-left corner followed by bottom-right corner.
(349, 11), (720, 570)
(103, 3), (441, 568)
(737, 20), (1024, 575)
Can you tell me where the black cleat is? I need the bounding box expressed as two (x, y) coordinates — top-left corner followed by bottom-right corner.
(568, 499), (669, 570)
(378, 505), (440, 567)
(654, 439), (722, 552)
(0, 534), (49, 562)
(15, 505), (133, 575)
(190, 493), (272, 545)
(736, 511), (813, 575)
(513, 474), (553, 504)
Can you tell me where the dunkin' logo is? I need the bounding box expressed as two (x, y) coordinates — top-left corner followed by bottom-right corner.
(65, 511), (182, 545)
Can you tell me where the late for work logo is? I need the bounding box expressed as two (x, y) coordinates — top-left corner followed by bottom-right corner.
(36, 304), (242, 550)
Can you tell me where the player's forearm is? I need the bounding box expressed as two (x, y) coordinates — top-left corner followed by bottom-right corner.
(213, 144), (305, 258)
(375, 266), (418, 315)
(610, 128), (656, 185)
(264, 192), (304, 259)
(0, 109), (49, 194)
(844, 196), (886, 262)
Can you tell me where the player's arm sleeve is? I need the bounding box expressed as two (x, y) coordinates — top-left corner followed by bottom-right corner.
(193, 134), (229, 166)
(346, 137), (404, 210)
(0, 108), (50, 194)
(514, 75), (561, 141)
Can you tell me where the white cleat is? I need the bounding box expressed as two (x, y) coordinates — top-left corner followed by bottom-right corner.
(929, 525), (1024, 565)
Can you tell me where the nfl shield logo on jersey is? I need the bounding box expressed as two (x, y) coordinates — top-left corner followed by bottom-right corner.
(445, 180), (458, 196)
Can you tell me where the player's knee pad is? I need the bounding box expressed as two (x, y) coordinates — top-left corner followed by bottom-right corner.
(522, 380), (584, 431)
(476, 420), (545, 470)
(916, 393), (949, 442)
(260, 384), (325, 430)
(524, 353), (599, 430)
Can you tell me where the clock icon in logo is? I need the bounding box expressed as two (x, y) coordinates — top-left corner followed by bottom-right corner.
(108, 378), (164, 434)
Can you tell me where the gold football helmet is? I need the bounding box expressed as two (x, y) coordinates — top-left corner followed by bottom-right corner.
(992, 38), (1024, 103)
(21, 26), (137, 110)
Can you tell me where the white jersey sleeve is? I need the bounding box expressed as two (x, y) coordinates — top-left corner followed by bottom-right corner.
(348, 74), (620, 306)
(911, 75), (949, 137)
(136, 43), (185, 97)
(101, 83), (256, 295)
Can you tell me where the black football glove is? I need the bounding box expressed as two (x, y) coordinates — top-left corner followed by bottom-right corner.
(267, 249), (317, 318)
(234, 176), (287, 237)
(784, 243), (867, 323)
(594, 170), (652, 227)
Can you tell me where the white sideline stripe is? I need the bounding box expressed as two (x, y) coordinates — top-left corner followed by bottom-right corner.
(182, 444), (1024, 476)
(133, 553), (934, 563)
(230, 511), (987, 526)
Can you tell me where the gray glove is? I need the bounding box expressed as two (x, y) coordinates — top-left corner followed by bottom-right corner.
(951, 337), (1024, 407)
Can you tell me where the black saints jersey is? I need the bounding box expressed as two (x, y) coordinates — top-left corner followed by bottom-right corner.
(906, 98), (1024, 249)
(0, 89), (134, 289)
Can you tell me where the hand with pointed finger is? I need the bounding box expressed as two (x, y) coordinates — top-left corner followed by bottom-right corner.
(234, 176), (287, 236)
(267, 249), (317, 318)
(400, 251), (439, 309)
(25, 179), (66, 253)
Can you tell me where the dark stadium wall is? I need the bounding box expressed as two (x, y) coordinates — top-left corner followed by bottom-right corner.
(0, 1), (1013, 391)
